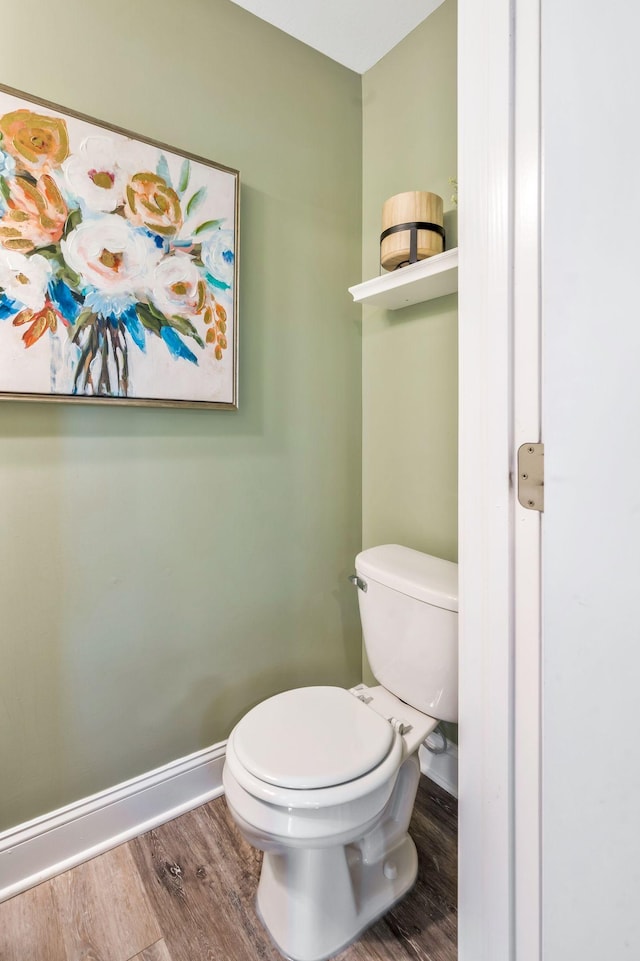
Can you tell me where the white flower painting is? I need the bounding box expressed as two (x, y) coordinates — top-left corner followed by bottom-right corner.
(0, 85), (238, 408)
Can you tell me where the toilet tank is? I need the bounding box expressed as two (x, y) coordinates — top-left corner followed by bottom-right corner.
(355, 545), (458, 722)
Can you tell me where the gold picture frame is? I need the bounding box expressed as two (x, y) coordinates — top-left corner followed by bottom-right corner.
(0, 84), (239, 410)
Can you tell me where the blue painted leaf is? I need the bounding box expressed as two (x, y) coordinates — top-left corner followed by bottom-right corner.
(160, 326), (198, 364)
(186, 186), (206, 217)
(49, 279), (81, 322)
(122, 306), (147, 351)
(178, 159), (190, 195)
(0, 294), (17, 320)
(149, 230), (166, 250)
(205, 270), (231, 292)
(157, 154), (172, 187)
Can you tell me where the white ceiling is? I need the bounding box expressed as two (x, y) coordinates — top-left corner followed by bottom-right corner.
(228, 0), (445, 74)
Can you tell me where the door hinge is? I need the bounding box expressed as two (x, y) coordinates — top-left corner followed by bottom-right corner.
(517, 443), (544, 512)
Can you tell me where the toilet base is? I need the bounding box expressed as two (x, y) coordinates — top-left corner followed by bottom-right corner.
(256, 833), (418, 961)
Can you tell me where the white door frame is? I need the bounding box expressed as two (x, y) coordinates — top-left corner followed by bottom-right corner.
(458, 0), (541, 958)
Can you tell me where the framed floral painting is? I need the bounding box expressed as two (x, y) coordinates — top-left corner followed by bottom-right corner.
(0, 85), (239, 409)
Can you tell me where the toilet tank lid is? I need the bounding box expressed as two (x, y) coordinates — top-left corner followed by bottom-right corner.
(356, 544), (458, 612)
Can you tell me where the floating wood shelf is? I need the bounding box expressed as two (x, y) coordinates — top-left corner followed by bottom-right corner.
(349, 247), (458, 310)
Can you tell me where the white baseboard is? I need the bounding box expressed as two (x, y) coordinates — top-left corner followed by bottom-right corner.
(0, 733), (457, 905)
(0, 741), (226, 904)
(419, 739), (458, 798)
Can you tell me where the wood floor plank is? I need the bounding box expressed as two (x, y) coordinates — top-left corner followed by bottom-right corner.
(131, 801), (283, 961)
(132, 776), (456, 961)
(51, 844), (163, 961)
(1, 774), (456, 961)
(130, 939), (174, 961)
(0, 879), (66, 961)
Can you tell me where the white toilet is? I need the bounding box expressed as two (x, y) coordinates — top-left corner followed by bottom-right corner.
(222, 544), (458, 961)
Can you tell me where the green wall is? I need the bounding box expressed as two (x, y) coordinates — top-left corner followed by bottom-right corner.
(361, 2), (458, 689)
(0, 0), (363, 831)
(0, 0), (460, 832)
(361, 0), (458, 557)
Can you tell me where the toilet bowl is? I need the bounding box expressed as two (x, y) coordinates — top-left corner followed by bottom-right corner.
(222, 546), (458, 961)
(223, 684), (440, 961)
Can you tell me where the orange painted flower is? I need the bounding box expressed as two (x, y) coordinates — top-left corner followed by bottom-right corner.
(0, 175), (68, 252)
(124, 172), (182, 236)
(203, 297), (229, 361)
(0, 110), (69, 173)
(12, 303), (67, 347)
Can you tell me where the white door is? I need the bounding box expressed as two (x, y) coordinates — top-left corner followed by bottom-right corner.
(541, 0), (640, 956)
(458, 0), (542, 957)
(460, 0), (640, 958)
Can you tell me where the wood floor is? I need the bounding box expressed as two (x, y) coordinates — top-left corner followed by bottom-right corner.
(0, 776), (457, 961)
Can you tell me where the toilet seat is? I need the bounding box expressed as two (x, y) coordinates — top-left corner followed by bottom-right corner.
(225, 688), (404, 813)
(223, 683), (438, 850)
(224, 725), (405, 845)
(232, 686), (395, 790)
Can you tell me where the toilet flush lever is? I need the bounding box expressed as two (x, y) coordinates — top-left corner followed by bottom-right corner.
(348, 574), (367, 592)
